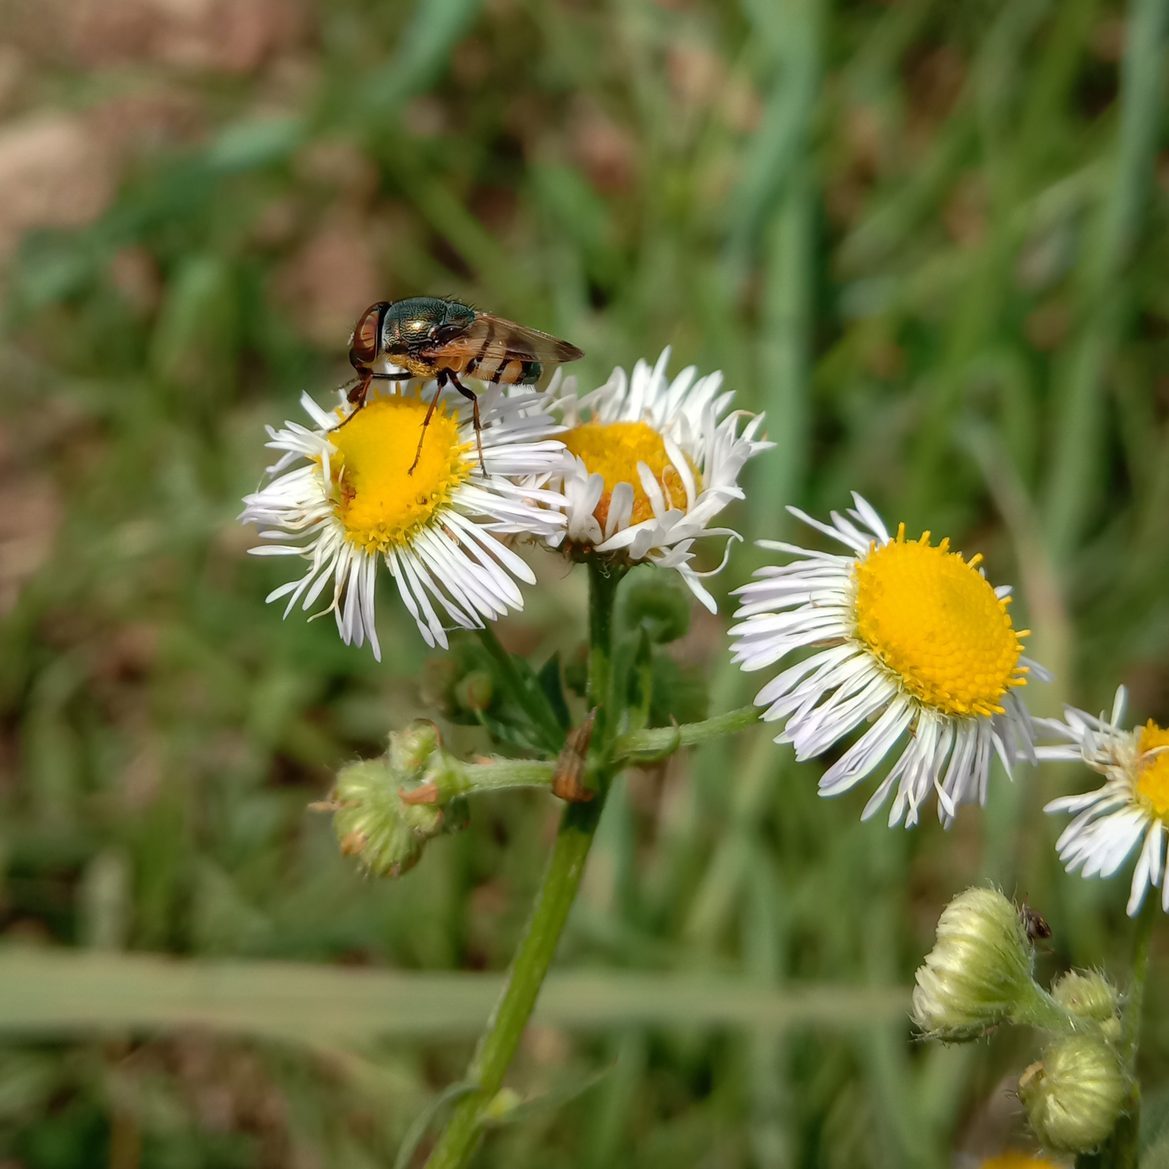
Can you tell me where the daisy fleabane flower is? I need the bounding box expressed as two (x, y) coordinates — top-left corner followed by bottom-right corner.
(241, 382), (568, 659)
(1041, 686), (1169, 915)
(729, 494), (1039, 827)
(546, 349), (770, 609)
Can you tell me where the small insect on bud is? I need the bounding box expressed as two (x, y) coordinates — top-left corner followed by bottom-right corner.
(1018, 901), (1052, 945)
(912, 887), (1036, 1041)
(1050, 970), (1122, 1031)
(1018, 1037), (1128, 1154)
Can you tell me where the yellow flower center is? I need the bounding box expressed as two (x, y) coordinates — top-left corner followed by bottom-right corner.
(851, 525), (1028, 717)
(562, 420), (698, 530)
(325, 396), (470, 554)
(1136, 720), (1169, 821)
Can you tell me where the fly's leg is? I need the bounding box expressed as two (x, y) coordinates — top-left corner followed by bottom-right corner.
(330, 375), (370, 432)
(332, 370), (411, 432)
(447, 372), (486, 475)
(408, 372), (448, 475)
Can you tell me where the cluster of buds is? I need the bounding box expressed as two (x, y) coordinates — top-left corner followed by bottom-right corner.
(912, 887), (1129, 1155)
(323, 722), (469, 878)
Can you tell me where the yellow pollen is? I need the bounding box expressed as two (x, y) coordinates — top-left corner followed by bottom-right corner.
(1135, 720), (1169, 821)
(325, 396), (470, 554)
(563, 420), (699, 529)
(850, 524), (1027, 717)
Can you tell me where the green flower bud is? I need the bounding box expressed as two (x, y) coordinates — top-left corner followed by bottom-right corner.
(330, 760), (438, 877)
(618, 569), (691, 644)
(454, 669), (495, 713)
(1050, 971), (1121, 1029)
(1018, 1037), (1128, 1154)
(419, 657), (461, 716)
(326, 723), (464, 878)
(912, 887), (1035, 1041)
(388, 720), (443, 777)
(419, 645), (499, 723)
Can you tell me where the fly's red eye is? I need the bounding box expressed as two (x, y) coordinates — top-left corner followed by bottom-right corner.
(349, 303), (386, 366)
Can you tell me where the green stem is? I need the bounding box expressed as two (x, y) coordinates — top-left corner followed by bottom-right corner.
(474, 625), (564, 753)
(453, 759), (559, 797)
(1104, 895), (1158, 1169)
(1120, 894), (1157, 1066)
(585, 562), (622, 747)
(446, 706), (764, 801)
(1014, 982), (1096, 1039)
(421, 801), (606, 1169)
(615, 705), (760, 761)
(422, 563), (623, 1169)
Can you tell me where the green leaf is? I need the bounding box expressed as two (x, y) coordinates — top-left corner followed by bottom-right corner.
(649, 657), (709, 729)
(536, 652), (571, 732)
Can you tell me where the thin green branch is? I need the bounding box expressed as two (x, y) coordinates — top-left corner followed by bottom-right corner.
(454, 758), (556, 795)
(444, 706), (763, 802)
(614, 705), (761, 762)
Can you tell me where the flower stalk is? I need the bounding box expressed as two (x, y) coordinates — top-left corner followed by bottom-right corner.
(615, 705), (760, 760)
(1093, 895), (1158, 1169)
(422, 561), (623, 1169)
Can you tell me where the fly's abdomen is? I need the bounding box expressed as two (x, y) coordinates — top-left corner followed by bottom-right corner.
(468, 354), (543, 385)
(517, 360), (543, 384)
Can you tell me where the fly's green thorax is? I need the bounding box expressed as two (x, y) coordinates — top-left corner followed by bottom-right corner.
(383, 297), (476, 351)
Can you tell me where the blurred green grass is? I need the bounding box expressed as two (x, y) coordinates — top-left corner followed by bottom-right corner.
(0, 0), (1167, 1165)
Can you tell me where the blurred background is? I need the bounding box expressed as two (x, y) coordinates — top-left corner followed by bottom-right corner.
(1, 0), (1167, 1165)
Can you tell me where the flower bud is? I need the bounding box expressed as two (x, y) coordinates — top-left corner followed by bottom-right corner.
(1050, 970), (1121, 1029)
(329, 760), (436, 877)
(1018, 1037), (1128, 1153)
(388, 720), (443, 777)
(454, 669), (495, 714)
(326, 723), (463, 878)
(419, 657), (461, 716)
(419, 645), (500, 722)
(912, 887), (1035, 1041)
(618, 569), (692, 644)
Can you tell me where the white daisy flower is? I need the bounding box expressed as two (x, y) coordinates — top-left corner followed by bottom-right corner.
(241, 382), (568, 659)
(1041, 687), (1169, 916)
(546, 349), (770, 610)
(728, 493), (1038, 827)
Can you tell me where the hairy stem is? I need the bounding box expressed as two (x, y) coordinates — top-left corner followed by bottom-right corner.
(1103, 896), (1158, 1169)
(422, 563), (622, 1169)
(615, 705), (761, 761)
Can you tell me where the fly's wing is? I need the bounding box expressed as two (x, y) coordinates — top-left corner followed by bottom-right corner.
(427, 314), (584, 385)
